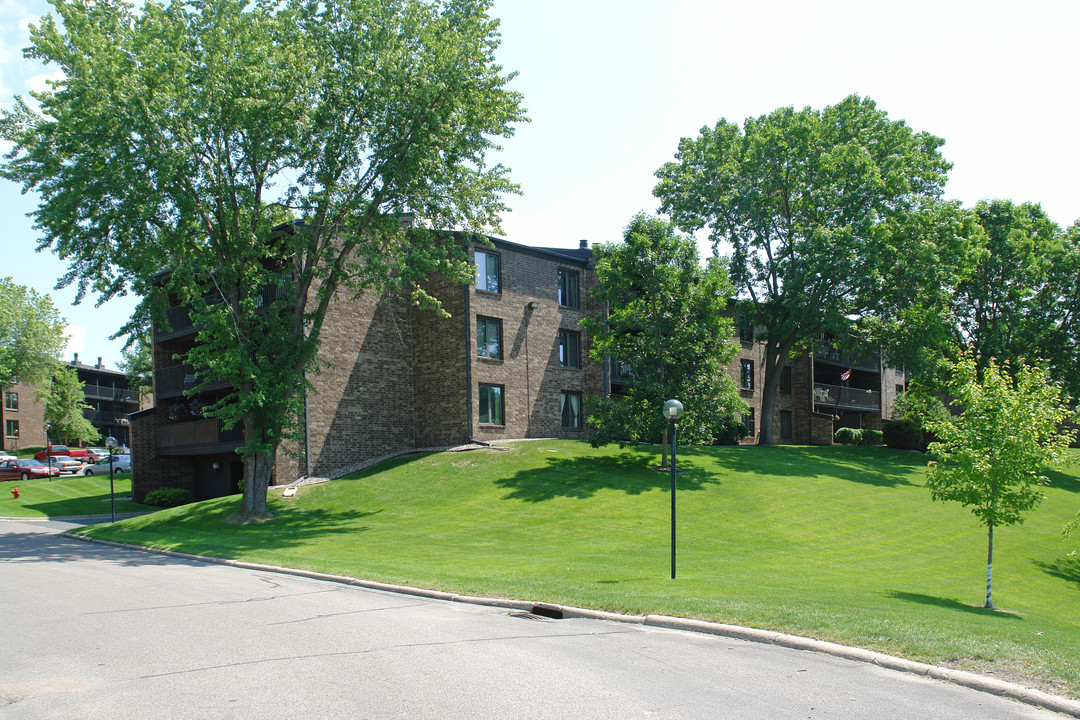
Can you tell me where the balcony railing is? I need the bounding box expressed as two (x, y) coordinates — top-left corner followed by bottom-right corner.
(610, 359), (633, 386)
(813, 383), (881, 411)
(815, 345), (881, 371)
(157, 418), (243, 455)
(154, 286), (289, 341)
(157, 364), (232, 399)
(83, 383), (139, 403)
(83, 409), (130, 425)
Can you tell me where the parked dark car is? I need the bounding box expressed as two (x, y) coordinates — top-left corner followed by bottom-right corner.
(0, 459), (61, 481)
(33, 445), (90, 461)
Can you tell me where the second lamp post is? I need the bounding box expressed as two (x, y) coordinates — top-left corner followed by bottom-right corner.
(663, 399), (684, 579)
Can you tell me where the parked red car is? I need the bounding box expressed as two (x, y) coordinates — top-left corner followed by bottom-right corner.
(33, 445), (90, 461)
(0, 459), (61, 481)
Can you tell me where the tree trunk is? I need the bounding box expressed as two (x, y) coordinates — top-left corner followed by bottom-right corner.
(758, 338), (793, 445)
(238, 413), (277, 520)
(985, 524), (994, 609)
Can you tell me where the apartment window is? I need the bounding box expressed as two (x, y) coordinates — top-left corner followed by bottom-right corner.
(478, 384), (503, 425)
(475, 250), (500, 293)
(740, 359), (754, 390)
(559, 330), (581, 368)
(5, 420), (18, 438)
(4, 391), (17, 411)
(738, 314), (754, 343)
(780, 366), (792, 395)
(476, 316), (502, 359)
(558, 270), (580, 309)
(742, 408), (755, 437)
(780, 410), (793, 440)
(561, 392), (582, 429)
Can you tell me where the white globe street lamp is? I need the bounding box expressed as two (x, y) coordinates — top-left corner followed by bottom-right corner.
(663, 399), (684, 579)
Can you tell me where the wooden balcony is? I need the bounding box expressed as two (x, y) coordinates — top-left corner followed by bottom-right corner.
(813, 383), (881, 411)
(814, 345), (881, 371)
(83, 383), (138, 403)
(157, 418), (243, 456)
(157, 364), (232, 400)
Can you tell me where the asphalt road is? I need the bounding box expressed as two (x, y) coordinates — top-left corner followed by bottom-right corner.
(0, 518), (1066, 719)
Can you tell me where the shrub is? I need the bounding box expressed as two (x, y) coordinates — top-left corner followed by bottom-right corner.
(883, 418), (924, 450)
(860, 429), (883, 446)
(144, 487), (194, 508)
(834, 427), (862, 445)
(712, 418), (747, 446)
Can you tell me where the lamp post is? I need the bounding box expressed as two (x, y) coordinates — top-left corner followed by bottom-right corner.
(663, 399), (684, 579)
(43, 423), (52, 481)
(106, 436), (117, 523)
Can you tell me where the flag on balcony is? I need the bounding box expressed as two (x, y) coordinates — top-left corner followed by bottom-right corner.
(841, 369), (852, 381)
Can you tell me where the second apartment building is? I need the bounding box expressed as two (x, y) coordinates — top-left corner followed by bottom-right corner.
(133, 235), (600, 500)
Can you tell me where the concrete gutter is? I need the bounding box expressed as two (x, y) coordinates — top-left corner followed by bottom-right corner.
(59, 532), (1080, 718)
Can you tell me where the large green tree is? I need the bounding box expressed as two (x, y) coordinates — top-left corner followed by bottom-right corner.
(926, 352), (1074, 609)
(1024, 217), (1080, 400)
(881, 200), (1080, 398)
(39, 364), (100, 446)
(1, 0), (525, 518)
(951, 200), (1063, 375)
(654, 95), (952, 444)
(581, 213), (744, 463)
(0, 278), (67, 391)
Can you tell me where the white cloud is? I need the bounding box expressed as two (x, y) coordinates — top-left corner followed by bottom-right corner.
(26, 67), (62, 93)
(63, 323), (85, 361)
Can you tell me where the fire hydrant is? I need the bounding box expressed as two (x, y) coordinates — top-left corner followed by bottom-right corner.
(11, 487), (19, 499)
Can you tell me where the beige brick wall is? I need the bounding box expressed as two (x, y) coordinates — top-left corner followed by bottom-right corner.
(468, 244), (591, 441)
(304, 289), (418, 477)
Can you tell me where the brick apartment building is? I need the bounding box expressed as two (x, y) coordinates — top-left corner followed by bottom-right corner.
(67, 354), (141, 447)
(2, 355), (141, 452)
(131, 233), (904, 501)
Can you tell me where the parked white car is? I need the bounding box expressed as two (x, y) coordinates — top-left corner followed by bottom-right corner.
(81, 455), (132, 476)
(48, 456), (88, 476)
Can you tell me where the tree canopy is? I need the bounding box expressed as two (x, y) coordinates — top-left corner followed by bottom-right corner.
(581, 213), (744, 455)
(1, 0), (526, 518)
(0, 278), (67, 390)
(654, 95), (952, 444)
(39, 364), (100, 446)
(878, 200), (1080, 398)
(926, 352), (1074, 608)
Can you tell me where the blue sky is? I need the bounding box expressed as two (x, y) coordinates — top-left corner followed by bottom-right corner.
(2, 0), (1078, 369)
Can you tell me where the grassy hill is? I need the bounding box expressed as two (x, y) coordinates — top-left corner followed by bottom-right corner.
(77, 441), (1080, 697)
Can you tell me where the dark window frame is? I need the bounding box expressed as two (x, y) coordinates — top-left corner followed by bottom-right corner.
(558, 269), (580, 309)
(780, 365), (792, 395)
(742, 407), (755, 436)
(5, 419), (19, 438)
(475, 250), (501, 294)
(476, 316), (503, 360)
(780, 409), (793, 440)
(4, 391), (17, 411)
(738, 314), (754, 343)
(559, 330), (582, 369)
(740, 359), (754, 390)
(561, 391), (583, 429)
(478, 383), (504, 426)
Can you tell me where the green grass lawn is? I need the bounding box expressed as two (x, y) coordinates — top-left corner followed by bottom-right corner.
(1, 473), (153, 517)
(75, 441), (1080, 697)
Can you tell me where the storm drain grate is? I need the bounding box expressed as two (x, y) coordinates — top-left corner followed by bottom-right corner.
(509, 605), (564, 621)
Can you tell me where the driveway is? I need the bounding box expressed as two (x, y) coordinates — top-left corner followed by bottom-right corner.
(0, 519), (1066, 719)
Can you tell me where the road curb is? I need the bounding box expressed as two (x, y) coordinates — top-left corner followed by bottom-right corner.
(61, 532), (1080, 718)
